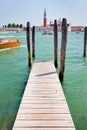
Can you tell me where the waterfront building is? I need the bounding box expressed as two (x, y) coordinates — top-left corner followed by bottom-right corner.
(71, 26), (84, 32)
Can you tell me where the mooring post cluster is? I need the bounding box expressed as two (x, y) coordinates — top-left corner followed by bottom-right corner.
(26, 18), (87, 81)
(26, 18), (67, 81)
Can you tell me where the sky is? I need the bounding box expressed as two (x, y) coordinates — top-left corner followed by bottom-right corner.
(0, 0), (87, 27)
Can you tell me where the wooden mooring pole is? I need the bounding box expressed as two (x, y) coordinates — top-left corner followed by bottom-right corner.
(59, 18), (67, 82)
(54, 19), (58, 68)
(26, 21), (32, 67)
(32, 26), (35, 58)
(83, 27), (87, 57)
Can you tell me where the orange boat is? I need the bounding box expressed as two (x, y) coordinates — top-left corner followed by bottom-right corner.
(0, 38), (21, 49)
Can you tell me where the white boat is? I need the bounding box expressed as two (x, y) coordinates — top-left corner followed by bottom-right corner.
(42, 29), (53, 35)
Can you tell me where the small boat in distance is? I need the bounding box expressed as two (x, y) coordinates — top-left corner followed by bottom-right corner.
(42, 29), (53, 35)
(42, 31), (53, 35)
(0, 38), (21, 49)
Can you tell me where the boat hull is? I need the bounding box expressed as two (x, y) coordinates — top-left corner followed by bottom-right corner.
(0, 41), (21, 49)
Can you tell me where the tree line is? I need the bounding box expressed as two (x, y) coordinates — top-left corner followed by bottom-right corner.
(3, 23), (23, 28)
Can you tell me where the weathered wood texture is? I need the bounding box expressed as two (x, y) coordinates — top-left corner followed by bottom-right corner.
(54, 20), (58, 68)
(12, 61), (75, 130)
(26, 22), (32, 66)
(83, 27), (87, 57)
(59, 18), (67, 82)
(32, 26), (35, 58)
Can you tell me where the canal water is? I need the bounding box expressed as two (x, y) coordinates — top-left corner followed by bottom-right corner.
(0, 31), (87, 130)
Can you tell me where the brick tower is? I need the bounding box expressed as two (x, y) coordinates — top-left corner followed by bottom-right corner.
(43, 8), (47, 27)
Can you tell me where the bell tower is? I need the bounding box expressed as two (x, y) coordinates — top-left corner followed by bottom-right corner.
(43, 8), (47, 27)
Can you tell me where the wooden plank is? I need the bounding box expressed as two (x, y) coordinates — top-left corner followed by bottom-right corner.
(24, 89), (64, 93)
(12, 128), (75, 130)
(13, 120), (74, 127)
(16, 108), (70, 114)
(24, 92), (64, 97)
(22, 97), (65, 100)
(12, 61), (75, 130)
(21, 99), (66, 104)
(19, 104), (68, 109)
(16, 113), (72, 120)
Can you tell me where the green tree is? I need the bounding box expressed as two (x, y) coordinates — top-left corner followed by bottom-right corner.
(20, 24), (23, 28)
(12, 23), (16, 28)
(16, 24), (20, 28)
(8, 23), (12, 28)
(7, 23), (24, 28)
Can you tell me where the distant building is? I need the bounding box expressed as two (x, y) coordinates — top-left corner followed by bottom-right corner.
(71, 26), (84, 32)
(36, 9), (85, 32)
(36, 8), (71, 32)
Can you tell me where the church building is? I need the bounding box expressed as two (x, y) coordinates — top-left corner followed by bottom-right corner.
(36, 8), (71, 32)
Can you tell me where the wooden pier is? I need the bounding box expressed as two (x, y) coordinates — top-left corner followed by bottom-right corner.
(12, 61), (75, 130)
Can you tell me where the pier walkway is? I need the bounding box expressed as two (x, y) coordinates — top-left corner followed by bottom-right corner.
(13, 61), (75, 130)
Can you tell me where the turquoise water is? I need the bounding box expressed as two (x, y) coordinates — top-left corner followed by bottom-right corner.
(0, 31), (87, 130)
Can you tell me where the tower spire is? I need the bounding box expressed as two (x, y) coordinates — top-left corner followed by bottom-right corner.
(44, 7), (46, 18)
(43, 7), (47, 27)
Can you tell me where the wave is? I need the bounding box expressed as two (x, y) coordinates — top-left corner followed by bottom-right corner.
(21, 45), (27, 48)
(0, 36), (14, 38)
(0, 36), (26, 38)
(0, 31), (10, 34)
(14, 36), (26, 38)
(0, 48), (11, 51)
(0, 46), (23, 52)
(0, 45), (27, 52)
